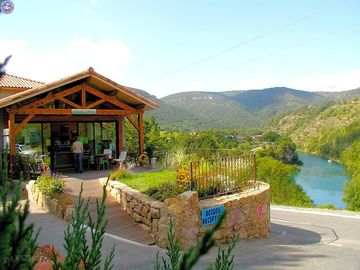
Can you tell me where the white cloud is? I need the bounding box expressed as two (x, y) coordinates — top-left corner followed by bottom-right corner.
(89, 0), (97, 6)
(289, 69), (360, 92)
(0, 38), (132, 83)
(148, 84), (170, 98)
(234, 77), (281, 90)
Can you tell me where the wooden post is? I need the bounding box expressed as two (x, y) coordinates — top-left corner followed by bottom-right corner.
(8, 112), (15, 176)
(9, 112), (15, 156)
(138, 111), (144, 155)
(0, 109), (3, 183)
(81, 83), (87, 108)
(118, 116), (124, 151)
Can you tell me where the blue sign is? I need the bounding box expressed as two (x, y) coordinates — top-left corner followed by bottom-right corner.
(201, 205), (225, 226)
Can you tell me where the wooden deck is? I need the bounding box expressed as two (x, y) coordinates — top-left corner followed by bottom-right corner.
(61, 170), (155, 245)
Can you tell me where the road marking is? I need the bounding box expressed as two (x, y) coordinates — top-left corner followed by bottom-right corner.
(271, 206), (360, 220)
(327, 242), (343, 247)
(271, 218), (312, 225)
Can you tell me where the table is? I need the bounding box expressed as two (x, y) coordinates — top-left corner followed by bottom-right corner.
(94, 154), (109, 170)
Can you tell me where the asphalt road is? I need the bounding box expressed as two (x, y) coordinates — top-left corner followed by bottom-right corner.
(28, 204), (360, 270)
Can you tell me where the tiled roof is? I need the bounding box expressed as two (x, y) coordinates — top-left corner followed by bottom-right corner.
(0, 73), (44, 89)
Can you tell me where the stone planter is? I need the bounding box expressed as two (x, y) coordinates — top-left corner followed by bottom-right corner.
(99, 177), (271, 250)
(26, 180), (74, 221)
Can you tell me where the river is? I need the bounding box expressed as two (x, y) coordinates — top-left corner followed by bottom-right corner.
(294, 152), (349, 209)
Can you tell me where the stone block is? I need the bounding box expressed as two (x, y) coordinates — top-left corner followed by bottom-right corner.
(50, 198), (58, 213)
(157, 191), (200, 250)
(43, 195), (52, 212)
(34, 188), (39, 203)
(238, 227), (248, 239)
(133, 204), (142, 214)
(64, 207), (74, 221)
(157, 223), (170, 247)
(38, 192), (44, 207)
(116, 191), (121, 204)
(139, 223), (150, 233)
(141, 205), (150, 216)
(150, 207), (160, 219)
(133, 212), (143, 223)
(150, 219), (159, 236)
(56, 205), (63, 218)
(227, 208), (246, 227)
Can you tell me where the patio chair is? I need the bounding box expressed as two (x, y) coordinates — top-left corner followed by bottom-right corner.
(96, 149), (111, 170)
(98, 156), (110, 170)
(28, 163), (41, 180)
(113, 151), (127, 167)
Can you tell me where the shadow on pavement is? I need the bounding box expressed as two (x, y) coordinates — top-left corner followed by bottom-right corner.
(196, 221), (327, 269)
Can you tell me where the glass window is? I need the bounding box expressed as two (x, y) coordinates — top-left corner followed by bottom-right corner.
(42, 123), (51, 165)
(94, 122), (102, 154)
(15, 123), (42, 162)
(102, 122), (117, 159)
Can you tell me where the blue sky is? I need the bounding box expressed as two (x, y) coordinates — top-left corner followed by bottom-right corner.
(1, 0), (359, 97)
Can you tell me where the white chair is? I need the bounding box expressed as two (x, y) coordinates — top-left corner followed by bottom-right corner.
(103, 149), (112, 159)
(113, 151), (127, 167)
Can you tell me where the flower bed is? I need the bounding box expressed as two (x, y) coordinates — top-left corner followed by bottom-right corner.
(33, 245), (62, 270)
(27, 180), (74, 221)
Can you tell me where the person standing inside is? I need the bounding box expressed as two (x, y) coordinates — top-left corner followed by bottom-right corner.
(72, 136), (84, 173)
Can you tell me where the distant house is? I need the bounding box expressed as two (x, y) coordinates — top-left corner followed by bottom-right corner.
(251, 134), (263, 141)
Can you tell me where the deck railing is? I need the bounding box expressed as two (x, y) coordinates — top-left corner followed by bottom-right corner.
(190, 155), (256, 199)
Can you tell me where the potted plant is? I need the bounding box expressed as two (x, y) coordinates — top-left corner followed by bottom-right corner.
(138, 153), (148, 167)
(145, 144), (156, 167)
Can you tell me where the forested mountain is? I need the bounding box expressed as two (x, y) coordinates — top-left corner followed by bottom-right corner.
(271, 98), (360, 159)
(129, 86), (360, 131)
(271, 97), (360, 211)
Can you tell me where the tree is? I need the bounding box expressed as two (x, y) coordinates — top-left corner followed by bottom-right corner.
(0, 147), (38, 270)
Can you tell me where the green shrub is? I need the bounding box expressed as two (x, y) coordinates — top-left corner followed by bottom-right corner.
(36, 174), (66, 197)
(317, 204), (337, 210)
(109, 167), (130, 181)
(145, 182), (184, 201)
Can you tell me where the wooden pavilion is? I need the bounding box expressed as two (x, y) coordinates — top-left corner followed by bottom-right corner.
(0, 67), (158, 178)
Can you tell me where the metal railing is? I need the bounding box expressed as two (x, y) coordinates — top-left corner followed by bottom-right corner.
(190, 155), (256, 199)
(185, 148), (248, 160)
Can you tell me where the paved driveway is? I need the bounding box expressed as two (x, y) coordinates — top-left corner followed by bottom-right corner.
(28, 202), (360, 270)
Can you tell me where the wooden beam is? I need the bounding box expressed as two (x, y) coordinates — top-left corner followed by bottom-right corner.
(15, 114), (34, 135)
(23, 85), (82, 109)
(23, 92), (55, 108)
(85, 98), (106, 109)
(58, 97), (81, 109)
(138, 111), (144, 155)
(16, 115), (119, 122)
(81, 83), (86, 108)
(125, 115), (139, 131)
(86, 85), (137, 113)
(9, 108), (135, 116)
(55, 84), (82, 99)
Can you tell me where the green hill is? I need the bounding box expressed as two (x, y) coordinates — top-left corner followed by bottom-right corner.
(271, 98), (360, 159)
(129, 86), (360, 131)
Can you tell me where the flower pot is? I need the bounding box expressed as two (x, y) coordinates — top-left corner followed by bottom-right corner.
(150, 157), (157, 168)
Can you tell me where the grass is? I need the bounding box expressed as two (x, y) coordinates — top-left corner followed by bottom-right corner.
(118, 170), (176, 192)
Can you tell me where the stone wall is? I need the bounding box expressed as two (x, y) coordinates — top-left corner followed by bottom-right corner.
(26, 180), (74, 221)
(99, 178), (163, 241)
(199, 182), (271, 244)
(100, 178), (270, 250)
